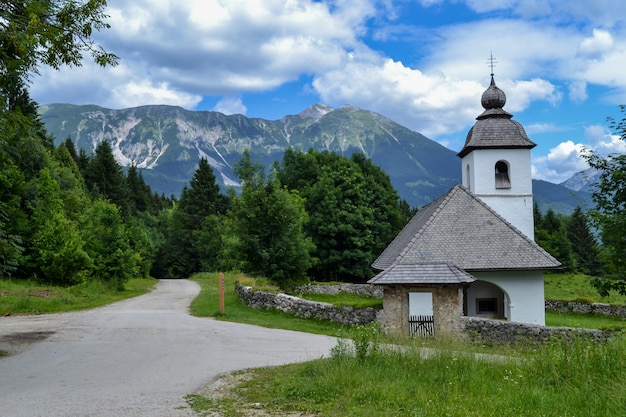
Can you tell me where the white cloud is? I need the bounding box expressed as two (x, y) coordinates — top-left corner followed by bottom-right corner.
(313, 53), (484, 137)
(213, 97), (247, 115)
(503, 78), (562, 112)
(532, 140), (589, 183)
(568, 80), (588, 103)
(112, 81), (201, 109)
(578, 29), (614, 59)
(584, 125), (626, 156)
(532, 124), (626, 182)
(30, 0), (374, 103)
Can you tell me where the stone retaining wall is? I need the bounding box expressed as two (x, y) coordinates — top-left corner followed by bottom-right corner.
(235, 283), (380, 326)
(462, 316), (611, 344)
(545, 300), (626, 318)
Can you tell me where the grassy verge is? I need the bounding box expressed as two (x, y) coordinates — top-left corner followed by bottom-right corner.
(546, 311), (626, 330)
(544, 272), (626, 305)
(0, 277), (157, 315)
(192, 332), (626, 417)
(189, 272), (348, 337)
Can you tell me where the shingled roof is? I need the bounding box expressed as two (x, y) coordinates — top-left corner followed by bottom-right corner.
(371, 184), (562, 272)
(368, 262), (476, 285)
(458, 76), (536, 158)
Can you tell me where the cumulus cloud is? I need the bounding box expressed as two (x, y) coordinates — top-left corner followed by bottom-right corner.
(111, 80), (202, 109)
(532, 124), (626, 182)
(584, 125), (626, 155)
(532, 140), (589, 183)
(578, 29), (614, 59)
(31, 0), (373, 105)
(213, 97), (247, 115)
(313, 53), (484, 137)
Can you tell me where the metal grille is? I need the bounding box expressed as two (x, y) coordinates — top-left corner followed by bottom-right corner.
(409, 315), (434, 337)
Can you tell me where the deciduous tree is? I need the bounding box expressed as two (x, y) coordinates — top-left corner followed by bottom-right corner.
(233, 150), (313, 288)
(582, 105), (626, 295)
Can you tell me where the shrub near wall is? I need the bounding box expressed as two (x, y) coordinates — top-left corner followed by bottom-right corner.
(235, 283), (380, 326)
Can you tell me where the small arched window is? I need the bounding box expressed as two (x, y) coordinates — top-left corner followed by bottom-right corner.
(465, 164), (471, 191)
(495, 160), (511, 189)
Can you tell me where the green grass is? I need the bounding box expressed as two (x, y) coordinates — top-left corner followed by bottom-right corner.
(193, 333), (626, 417)
(546, 311), (626, 331)
(0, 277), (157, 315)
(544, 272), (626, 305)
(189, 272), (348, 337)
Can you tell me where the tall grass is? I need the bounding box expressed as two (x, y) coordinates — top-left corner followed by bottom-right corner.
(544, 272), (626, 305)
(0, 277), (157, 315)
(203, 333), (626, 417)
(546, 311), (626, 330)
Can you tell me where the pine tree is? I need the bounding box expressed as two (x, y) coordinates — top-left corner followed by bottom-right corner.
(84, 140), (130, 214)
(126, 164), (152, 214)
(567, 206), (602, 276)
(536, 208), (574, 271)
(155, 158), (229, 278)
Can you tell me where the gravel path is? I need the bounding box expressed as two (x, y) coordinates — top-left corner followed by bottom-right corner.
(0, 279), (337, 417)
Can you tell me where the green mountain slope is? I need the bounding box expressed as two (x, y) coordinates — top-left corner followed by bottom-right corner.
(38, 103), (589, 212)
(39, 103), (459, 207)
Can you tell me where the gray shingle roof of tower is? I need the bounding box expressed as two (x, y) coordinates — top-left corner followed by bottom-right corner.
(371, 184), (562, 272)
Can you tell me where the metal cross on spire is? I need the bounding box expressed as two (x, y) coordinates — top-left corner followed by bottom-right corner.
(487, 51), (498, 77)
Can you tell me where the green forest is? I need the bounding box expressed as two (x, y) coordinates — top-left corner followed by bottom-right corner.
(2, 0), (626, 296)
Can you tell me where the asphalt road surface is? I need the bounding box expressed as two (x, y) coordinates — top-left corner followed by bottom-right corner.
(0, 279), (337, 416)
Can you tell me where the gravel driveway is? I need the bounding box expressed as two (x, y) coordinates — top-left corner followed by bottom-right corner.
(0, 279), (337, 417)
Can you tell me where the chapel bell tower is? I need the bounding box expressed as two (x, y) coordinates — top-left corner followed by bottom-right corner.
(458, 74), (536, 239)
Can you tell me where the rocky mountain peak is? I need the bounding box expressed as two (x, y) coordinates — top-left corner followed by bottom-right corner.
(297, 103), (334, 119)
(559, 167), (601, 192)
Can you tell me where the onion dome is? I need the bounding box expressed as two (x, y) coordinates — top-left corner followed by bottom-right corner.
(481, 76), (506, 109)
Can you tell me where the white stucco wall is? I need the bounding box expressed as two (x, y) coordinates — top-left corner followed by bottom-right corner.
(461, 149), (534, 239)
(470, 271), (545, 326)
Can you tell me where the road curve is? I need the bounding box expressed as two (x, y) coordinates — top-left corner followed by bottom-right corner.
(0, 279), (337, 416)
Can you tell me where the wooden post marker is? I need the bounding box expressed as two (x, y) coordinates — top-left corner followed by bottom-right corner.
(219, 272), (225, 314)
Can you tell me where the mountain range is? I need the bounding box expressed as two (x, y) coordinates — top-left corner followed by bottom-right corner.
(38, 103), (592, 213)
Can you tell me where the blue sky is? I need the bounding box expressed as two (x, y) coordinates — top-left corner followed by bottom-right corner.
(30, 0), (626, 183)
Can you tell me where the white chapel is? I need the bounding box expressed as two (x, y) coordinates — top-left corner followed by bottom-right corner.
(369, 74), (562, 335)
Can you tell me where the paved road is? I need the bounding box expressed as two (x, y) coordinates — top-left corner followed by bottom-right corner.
(0, 279), (337, 416)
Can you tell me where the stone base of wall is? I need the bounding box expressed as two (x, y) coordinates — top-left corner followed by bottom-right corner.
(462, 316), (611, 344)
(545, 300), (626, 318)
(236, 283), (380, 326)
